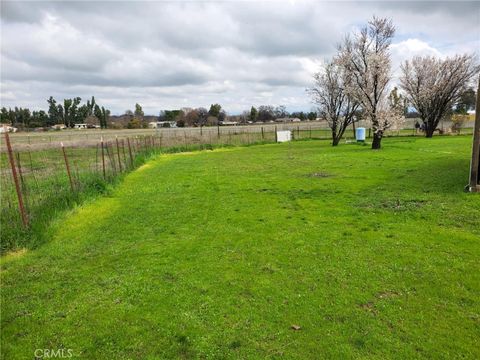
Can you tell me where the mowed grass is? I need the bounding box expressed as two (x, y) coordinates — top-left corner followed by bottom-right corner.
(1, 136), (479, 359)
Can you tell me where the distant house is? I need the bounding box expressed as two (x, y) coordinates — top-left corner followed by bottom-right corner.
(275, 117), (301, 123)
(219, 121), (238, 126)
(74, 123), (88, 129)
(149, 121), (177, 129)
(0, 125), (17, 133)
(51, 124), (67, 130)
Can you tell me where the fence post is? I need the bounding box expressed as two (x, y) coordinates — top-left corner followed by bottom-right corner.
(4, 131), (28, 227)
(61, 142), (75, 192)
(101, 137), (106, 179)
(121, 139), (127, 168)
(297, 126), (300, 139)
(275, 125), (278, 142)
(309, 126), (312, 139)
(217, 124), (220, 139)
(127, 137), (134, 168)
(115, 136), (122, 172)
(107, 141), (117, 175)
(16, 152), (25, 190)
(261, 126), (264, 140)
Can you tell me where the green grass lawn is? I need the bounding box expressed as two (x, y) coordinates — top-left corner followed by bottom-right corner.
(1, 136), (479, 359)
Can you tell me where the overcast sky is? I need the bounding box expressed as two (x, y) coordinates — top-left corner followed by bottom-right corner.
(1, 1), (479, 115)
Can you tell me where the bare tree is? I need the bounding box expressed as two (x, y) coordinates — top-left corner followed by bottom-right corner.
(337, 16), (396, 149)
(400, 54), (479, 137)
(308, 60), (359, 146)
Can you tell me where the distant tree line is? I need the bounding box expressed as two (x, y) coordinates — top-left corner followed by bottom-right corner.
(1, 96), (110, 129)
(242, 105), (316, 123)
(2, 99), (320, 131)
(121, 103), (317, 129)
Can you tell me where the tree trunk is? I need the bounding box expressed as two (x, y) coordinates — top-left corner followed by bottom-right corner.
(372, 131), (382, 149)
(331, 128), (338, 146)
(424, 118), (436, 138)
(425, 123), (435, 138)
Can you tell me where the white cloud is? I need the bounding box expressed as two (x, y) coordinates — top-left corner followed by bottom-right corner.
(1, 0), (478, 114)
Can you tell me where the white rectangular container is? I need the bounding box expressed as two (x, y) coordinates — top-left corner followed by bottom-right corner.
(277, 130), (292, 142)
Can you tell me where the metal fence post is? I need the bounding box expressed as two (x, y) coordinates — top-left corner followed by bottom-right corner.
(61, 142), (75, 192)
(115, 136), (122, 172)
(127, 137), (134, 168)
(4, 131), (28, 227)
(101, 137), (106, 179)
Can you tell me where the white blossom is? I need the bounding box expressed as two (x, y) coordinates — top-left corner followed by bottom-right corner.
(308, 60), (359, 146)
(400, 54), (479, 137)
(337, 16), (396, 149)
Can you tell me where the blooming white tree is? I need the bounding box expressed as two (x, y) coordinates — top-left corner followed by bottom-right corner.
(308, 60), (359, 146)
(337, 16), (396, 149)
(400, 54), (479, 137)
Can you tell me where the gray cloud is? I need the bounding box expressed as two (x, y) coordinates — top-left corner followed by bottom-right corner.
(1, 0), (479, 114)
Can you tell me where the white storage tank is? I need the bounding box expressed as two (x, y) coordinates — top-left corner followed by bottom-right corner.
(356, 127), (366, 142)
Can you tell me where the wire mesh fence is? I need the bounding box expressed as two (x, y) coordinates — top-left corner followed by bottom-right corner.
(0, 122), (474, 253)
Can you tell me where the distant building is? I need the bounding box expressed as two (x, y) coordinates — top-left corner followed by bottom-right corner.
(149, 121), (177, 129)
(74, 123), (88, 129)
(275, 117), (302, 123)
(0, 125), (17, 133)
(51, 124), (67, 130)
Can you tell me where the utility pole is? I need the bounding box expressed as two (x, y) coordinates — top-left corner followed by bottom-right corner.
(468, 76), (480, 192)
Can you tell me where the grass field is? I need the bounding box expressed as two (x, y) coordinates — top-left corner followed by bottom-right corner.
(5, 125), (462, 254)
(1, 136), (479, 359)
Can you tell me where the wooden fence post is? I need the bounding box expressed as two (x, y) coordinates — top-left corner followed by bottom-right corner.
(61, 142), (75, 192)
(275, 125), (278, 142)
(468, 76), (480, 192)
(4, 131), (28, 227)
